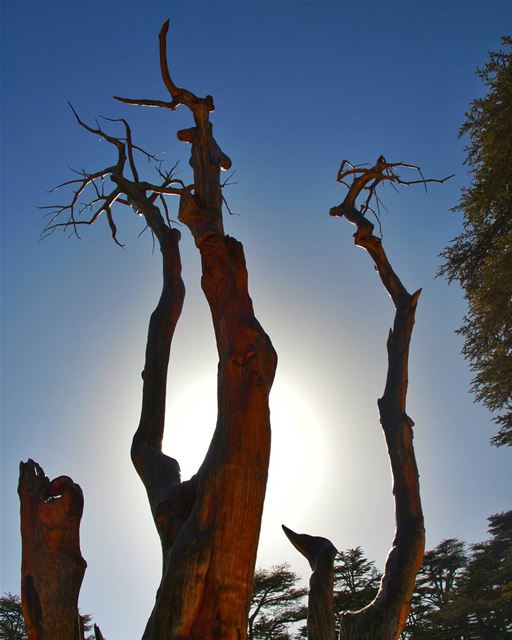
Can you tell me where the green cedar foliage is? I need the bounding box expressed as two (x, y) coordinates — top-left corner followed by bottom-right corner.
(403, 511), (512, 639)
(248, 564), (307, 640)
(439, 36), (512, 446)
(0, 594), (98, 640)
(444, 511), (512, 639)
(0, 595), (26, 640)
(402, 539), (468, 639)
(333, 546), (381, 615)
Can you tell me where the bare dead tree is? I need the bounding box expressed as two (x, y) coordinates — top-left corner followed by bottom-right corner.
(21, 20), (276, 640)
(284, 157), (450, 640)
(115, 22), (277, 640)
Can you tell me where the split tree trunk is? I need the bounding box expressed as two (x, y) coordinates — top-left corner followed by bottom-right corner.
(136, 227), (277, 640)
(118, 22), (277, 640)
(18, 459), (86, 640)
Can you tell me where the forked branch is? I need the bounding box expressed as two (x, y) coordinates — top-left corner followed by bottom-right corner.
(41, 105), (190, 245)
(115, 20), (215, 115)
(114, 19), (231, 235)
(331, 155), (453, 224)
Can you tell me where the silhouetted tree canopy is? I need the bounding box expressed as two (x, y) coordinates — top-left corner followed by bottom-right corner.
(0, 594), (99, 640)
(0, 595), (26, 640)
(247, 512), (511, 639)
(439, 36), (512, 447)
(333, 546), (381, 634)
(248, 564), (307, 640)
(402, 538), (468, 638)
(403, 511), (512, 639)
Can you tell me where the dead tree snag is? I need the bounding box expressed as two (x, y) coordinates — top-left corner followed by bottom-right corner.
(18, 460), (86, 640)
(116, 23), (277, 638)
(35, 20), (276, 640)
(285, 157), (450, 640)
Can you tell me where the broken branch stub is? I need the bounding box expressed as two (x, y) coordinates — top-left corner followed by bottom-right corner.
(282, 525), (337, 640)
(18, 459), (86, 640)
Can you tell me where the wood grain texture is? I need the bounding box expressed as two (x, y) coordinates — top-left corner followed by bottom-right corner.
(18, 460), (86, 640)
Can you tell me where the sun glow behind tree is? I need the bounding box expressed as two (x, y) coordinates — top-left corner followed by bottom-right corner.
(2, 3), (512, 637)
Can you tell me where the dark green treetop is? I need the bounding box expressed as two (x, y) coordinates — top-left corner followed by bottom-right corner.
(248, 564), (307, 640)
(439, 36), (512, 446)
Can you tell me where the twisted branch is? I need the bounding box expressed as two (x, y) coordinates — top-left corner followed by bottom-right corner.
(332, 155), (453, 223)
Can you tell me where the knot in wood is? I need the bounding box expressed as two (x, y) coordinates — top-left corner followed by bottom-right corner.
(177, 127), (196, 143)
(205, 95), (215, 112)
(329, 205), (344, 217)
(229, 346), (257, 367)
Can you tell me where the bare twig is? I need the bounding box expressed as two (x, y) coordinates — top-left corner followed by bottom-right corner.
(100, 115), (139, 181)
(42, 107), (188, 244)
(221, 169), (238, 188)
(68, 103), (125, 170)
(222, 196), (239, 217)
(137, 223), (150, 238)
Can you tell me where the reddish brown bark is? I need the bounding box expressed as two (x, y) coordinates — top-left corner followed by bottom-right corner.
(136, 228), (276, 640)
(18, 459), (86, 640)
(285, 157), (426, 640)
(115, 22), (277, 640)
(24, 20), (276, 638)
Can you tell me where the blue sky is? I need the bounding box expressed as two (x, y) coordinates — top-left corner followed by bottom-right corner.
(1, 1), (511, 637)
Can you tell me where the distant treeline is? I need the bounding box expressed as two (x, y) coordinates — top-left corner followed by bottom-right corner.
(247, 510), (511, 639)
(2, 510), (510, 640)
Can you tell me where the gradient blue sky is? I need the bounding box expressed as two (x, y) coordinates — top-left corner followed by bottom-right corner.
(1, 1), (511, 637)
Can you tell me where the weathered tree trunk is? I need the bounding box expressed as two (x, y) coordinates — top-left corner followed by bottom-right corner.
(116, 22), (277, 640)
(18, 459), (87, 640)
(285, 157), (425, 640)
(335, 206), (424, 640)
(137, 228), (276, 640)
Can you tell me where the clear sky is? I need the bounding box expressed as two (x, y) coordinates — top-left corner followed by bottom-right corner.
(1, 1), (511, 637)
